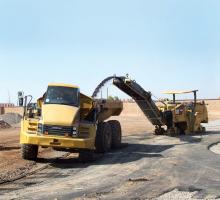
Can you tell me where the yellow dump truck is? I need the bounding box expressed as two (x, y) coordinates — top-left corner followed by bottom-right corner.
(20, 83), (123, 161)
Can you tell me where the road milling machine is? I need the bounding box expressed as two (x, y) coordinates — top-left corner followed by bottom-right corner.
(110, 76), (208, 136)
(20, 83), (123, 161)
(157, 90), (208, 135)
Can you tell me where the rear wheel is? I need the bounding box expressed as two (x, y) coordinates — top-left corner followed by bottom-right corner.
(154, 126), (166, 135)
(167, 127), (178, 137)
(21, 144), (38, 161)
(176, 122), (187, 135)
(95, 122), (112, 153)
(108, 120), (122, 149)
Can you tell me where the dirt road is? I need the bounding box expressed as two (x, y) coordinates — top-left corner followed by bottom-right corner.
(0, 120), (220, 199)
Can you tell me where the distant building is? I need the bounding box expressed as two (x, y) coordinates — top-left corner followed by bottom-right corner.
(0, 103), (15, 108)
(0, 104), (15, 115)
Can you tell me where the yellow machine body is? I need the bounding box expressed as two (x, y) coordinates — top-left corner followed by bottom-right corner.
(20, 83), (123, 151)
(158, 90), (208, 134)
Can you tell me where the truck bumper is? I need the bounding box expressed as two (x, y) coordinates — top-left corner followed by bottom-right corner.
(20, 131), (95, 150)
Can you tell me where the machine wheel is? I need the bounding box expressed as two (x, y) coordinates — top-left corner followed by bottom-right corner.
(167, 127), (177, 137)
(108, 120), (122, 149)
(197, 126), (206, 133)
(154, 128), (161, 135)
(176, 123), (187, 135)
(154, 126), (165, 135)
(21, 144), (38, 161)
(79, 151), (96, 163)
(95, 122), (112, 153)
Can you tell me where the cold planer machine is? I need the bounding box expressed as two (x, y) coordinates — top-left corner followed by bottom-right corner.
(112, 76), (208, 136)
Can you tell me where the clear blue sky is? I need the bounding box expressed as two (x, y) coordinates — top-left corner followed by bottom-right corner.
(0, 0), (219, 103)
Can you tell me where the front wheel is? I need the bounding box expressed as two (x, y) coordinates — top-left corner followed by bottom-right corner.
(95, 122), (112, 153)
(21, 144), (38, 161)
(108, 120), (122, 149)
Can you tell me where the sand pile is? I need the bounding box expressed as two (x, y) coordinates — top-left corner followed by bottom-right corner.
(0, 120), (11, 129)
(0, 113), (22, 126)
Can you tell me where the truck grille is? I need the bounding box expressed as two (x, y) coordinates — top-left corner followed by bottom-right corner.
(43, 125), (72, 136)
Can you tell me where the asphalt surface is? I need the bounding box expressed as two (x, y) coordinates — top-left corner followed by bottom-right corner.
(1, 120), (220, 200)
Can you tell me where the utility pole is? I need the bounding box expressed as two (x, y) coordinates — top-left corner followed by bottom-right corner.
(7, 90), (11, 104)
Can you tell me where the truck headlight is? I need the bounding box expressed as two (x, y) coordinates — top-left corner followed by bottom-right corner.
(72, 127), (78, 136)
(38, 123), (43, 133)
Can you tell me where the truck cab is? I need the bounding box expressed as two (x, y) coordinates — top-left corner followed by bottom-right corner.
(39, 84), (81, 137)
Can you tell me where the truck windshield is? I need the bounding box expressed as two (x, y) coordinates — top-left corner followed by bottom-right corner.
(44, 86), (79, 107)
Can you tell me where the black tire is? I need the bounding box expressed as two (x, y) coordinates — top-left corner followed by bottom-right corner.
(79, 151), (96, 163)
(176, 122), (187, 135)
(108, 120), (122, 149)
(154, 128), (161, 135)
(95, 122), (112, 153)
(154, 126), (165, 135)
(21, 144), (38, 161)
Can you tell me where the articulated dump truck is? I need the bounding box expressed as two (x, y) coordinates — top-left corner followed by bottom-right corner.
(20, 83), (123, 161)
(112, 76), (208, 136)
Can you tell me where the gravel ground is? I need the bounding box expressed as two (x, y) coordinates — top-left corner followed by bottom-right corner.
(156, 189), (198, 200)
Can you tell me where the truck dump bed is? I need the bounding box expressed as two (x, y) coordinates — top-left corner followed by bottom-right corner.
(96, 99), (123, 122)
(80, 93), (123, 122)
